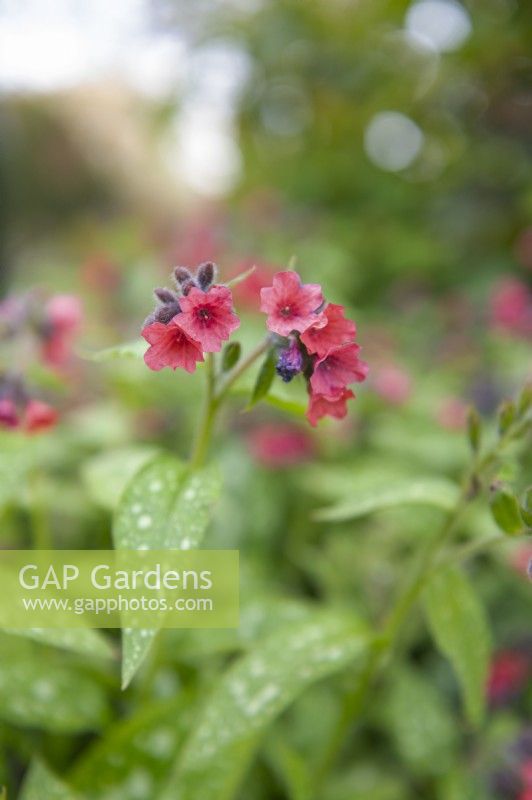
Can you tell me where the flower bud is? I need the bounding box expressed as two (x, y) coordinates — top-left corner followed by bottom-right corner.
(276, 340), (304, 383)
(498, 400), (516, 435)
(466, 406), (482, 452)
(196, 261), (217, 291)
(154, 287), (179, 305)
(173, 267), (193, 285)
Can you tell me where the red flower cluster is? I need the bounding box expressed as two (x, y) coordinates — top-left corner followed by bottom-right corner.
(247, 423), (314, 467)
(0, 395), (58, 434)
(41, 294), (83, 368)
(142, 263), (240, 373)
(260, 271), (368, 425)
(487, 649), (530, 707)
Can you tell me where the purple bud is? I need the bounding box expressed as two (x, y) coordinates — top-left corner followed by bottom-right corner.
(154, 287), (179, 305)
(173, 267), (193, 285)
(196, 261), (217, 291)
(154, 302), (181, 324)
(276, 340), (304, 383)
(180, 279), (196, 296)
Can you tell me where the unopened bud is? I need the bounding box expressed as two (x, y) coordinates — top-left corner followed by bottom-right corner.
(196, 262), (217, 291)
(276, 340), (304, 383)
(466, 406), (482, 453)
(498, 400), (516, 435)
(490, 485), (525, 536)
(154, 287), (179, 305)
(173, 267), (193, 285)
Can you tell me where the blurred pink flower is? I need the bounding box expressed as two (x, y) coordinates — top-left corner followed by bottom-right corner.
(373, 364), (412, 406)
(436, 397), (468, 431)
(42, 294), (83, 368)
(24, 400), (58, 434)
(231, 260), (277, 311)
(510, 544), (532, 578)
(0, 398), (20, 429)
(247, 423), (314, 467)
(487, 649), (529, 706)
(490, 278), (532, 338)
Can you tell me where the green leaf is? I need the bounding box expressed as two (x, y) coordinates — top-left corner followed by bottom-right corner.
(497, 400), (516, 435)
(2, 627), (114, 660)
(490, 486), (525, 536)
(423, 565), (491, 726)
(113, 455), (221, 689)
(384, 668), (456, 775)
(520, 487), (532, 528)
(466, 407), (481, 453)
(247, 348), (276, 409)
(264, 737), (313, 800)
(0, 635), (109, 732)
(82, 445), (160, 510)
(159, 612), (369, 800)
(222, 341), (242, 371)
(82, 339), (147, 362)
(314, 478), (460, 522)
(70, 696), (192, 799)
(20, 761), (81, 800)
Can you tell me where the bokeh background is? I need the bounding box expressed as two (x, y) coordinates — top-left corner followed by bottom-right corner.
(0, 1), (531, 799)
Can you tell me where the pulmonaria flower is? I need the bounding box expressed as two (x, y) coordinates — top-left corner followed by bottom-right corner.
(306, 388), (355, 427)
(260, 271), (324, 337)
(276, 340), (304, 382)
(178, 285), (240, 353)
(247, 423), (314, 467)
(300, 304), (356, 357)
(24, 400), (58, 434)
(372, 364), (412, 406)
(42, 294), (83, 367)
(142, 319), (204, 373)
(310, 344), (368, 398)
(490, 278), (532, 339)
(0, 398), (20, 429)
(487, 649), (530, 707)
(260, 269), (368, 425)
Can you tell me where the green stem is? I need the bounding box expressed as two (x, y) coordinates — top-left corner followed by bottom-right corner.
(315, 416), (529, 789)
(189, 337), (272, 468)
(189, 354), (216, 469)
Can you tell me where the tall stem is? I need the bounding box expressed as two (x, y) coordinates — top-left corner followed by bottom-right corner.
(315, 417), (529, 789)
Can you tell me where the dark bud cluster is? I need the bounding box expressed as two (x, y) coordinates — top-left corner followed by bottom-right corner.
(143, 263), (219, 328)
(276, 339), (305, 383)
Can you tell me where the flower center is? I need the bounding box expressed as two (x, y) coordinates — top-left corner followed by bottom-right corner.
(280, 305), (293, 317)
(198, 308), (211, 321)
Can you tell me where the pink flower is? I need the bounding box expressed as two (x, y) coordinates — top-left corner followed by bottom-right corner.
(260, 271), (324, 336)
(490, 278), (532, 338)
(373, 365), (412, 406)
(509, 544), (532, 578)
(46, 295), (83, 334)
(306, 388), (355, 427)
(486, 650), (529, 707)
(177, 286), (240, 353)
(24, 400), (58, 434)
(247, 424), (314, 467)
(0, 398), (20, 429)
(42, 294), (83, 368)
(310, 344), (368, 399)
(142, 319), (204, 373)
(300, 304), (356, 357)
(436, 397), (468, 431)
